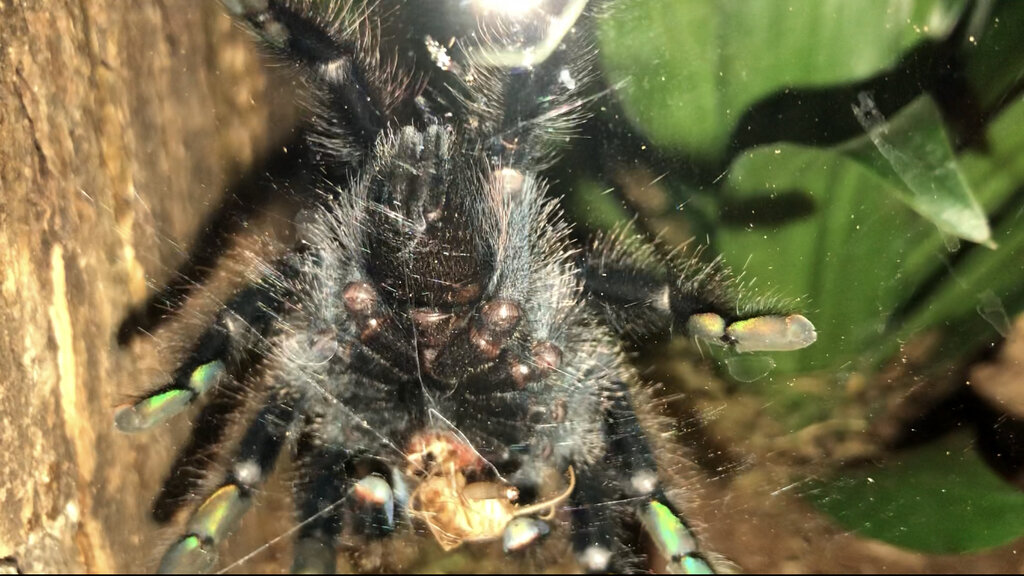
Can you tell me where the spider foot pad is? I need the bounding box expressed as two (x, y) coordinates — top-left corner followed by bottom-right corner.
(639, 500), (714, 575)
(687, 313), (817, 353)
(158, 484), (251, 573)
(115, 361), (225, 433)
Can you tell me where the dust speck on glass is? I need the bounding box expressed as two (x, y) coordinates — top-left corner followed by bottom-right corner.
(116, 0), (823, 572)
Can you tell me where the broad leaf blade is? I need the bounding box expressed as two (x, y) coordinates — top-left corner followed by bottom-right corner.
(806, 432), (1024, 554)
(599, 0), (968, 160)
(845, 95), (992, 246)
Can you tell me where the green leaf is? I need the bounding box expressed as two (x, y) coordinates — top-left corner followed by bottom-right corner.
(720, 141), (936, 374)
(845, 95), (992, 246)
(899, 98), (1024, 344)
(716, 95), (1002, 377)
(964, 0), (1024, 110)
(599, 0), (968, 160)
(806, 432), (1024, 553)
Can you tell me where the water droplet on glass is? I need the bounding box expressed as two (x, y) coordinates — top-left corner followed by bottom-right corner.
(976, 290), (1010, 337)
(724, 355), (776, 382)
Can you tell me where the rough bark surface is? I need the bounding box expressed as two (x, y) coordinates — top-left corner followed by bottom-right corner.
(3, 1), (1023, 574)
(0, 1), (285, 571)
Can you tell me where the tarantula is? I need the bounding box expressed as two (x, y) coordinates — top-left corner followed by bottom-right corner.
(115, 0), (816, 572)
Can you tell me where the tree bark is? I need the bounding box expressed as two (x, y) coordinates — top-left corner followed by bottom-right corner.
(0, 1), (286, 571)
(5, 2), (1023, 574)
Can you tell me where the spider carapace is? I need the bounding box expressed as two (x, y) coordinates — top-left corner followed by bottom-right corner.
(115, 0), (817, 572)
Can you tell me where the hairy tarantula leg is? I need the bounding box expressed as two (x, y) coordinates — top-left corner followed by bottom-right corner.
(607, 391), (714, 574)
(580, 229), (817, 352)
(637, 496), (714, 575)
(159, 394), (297, 574)
(488, 6), (594, 169)
(571, 385), (715, 574)
(220, 0), (398, 149)
(138, 257), (301, 523)
(290, 428), (350, 574)
(569, 465), (619, 573)
(448, 0), (597, 170)
(115, 277), (286, 433)
(220, 0), (352, 65)
(351, 474), (398, 537)
(292, 472), (400, 573)
(607, 388), (714, 573)
(570, 385), (644, 572)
